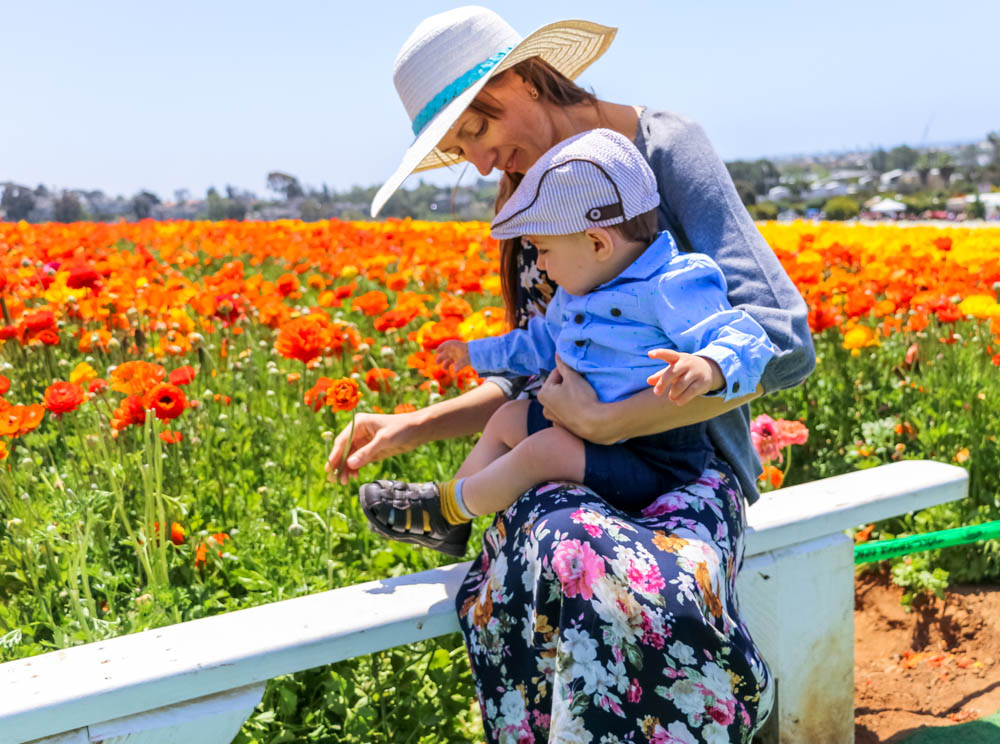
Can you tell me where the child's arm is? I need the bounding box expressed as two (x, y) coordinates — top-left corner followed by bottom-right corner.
(650, 254), (776, 402)
(462, 293), (563, 378)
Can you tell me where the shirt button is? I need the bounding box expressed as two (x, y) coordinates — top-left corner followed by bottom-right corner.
(574, 314), (584, 324)
(575, 339), (586, 347)
(610, 307), (622, 317)
(733, 382), (740, 393)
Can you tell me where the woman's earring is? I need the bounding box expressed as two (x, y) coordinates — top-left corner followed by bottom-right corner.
(529, 87), (539, 100)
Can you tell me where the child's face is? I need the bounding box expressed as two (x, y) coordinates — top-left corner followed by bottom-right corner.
(526, 232), (608, 296)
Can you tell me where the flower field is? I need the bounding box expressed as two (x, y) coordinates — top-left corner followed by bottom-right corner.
(1, 218), (999, 742)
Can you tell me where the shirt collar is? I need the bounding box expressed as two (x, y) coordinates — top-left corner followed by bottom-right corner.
(597, 231), (678, 289)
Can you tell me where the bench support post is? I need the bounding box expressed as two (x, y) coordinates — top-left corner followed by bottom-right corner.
(739, 533), (855, 744)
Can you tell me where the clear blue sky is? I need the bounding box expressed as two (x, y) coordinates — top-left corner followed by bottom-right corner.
(2, 0), (997, 200)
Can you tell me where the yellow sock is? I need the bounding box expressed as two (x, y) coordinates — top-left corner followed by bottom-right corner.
(438, 479), (472, 525)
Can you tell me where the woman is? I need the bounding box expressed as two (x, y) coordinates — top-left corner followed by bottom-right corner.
(328, 7), (815, 742)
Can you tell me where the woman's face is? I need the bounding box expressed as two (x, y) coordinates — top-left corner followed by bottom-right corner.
(436, 72), (559, 177)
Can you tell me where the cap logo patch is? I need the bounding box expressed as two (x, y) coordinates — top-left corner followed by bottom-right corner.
(585, 203), (623, 222)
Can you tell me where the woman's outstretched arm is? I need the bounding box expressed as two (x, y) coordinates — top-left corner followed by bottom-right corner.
(326, 380), (509, 484)
(537, 356), (761, 445)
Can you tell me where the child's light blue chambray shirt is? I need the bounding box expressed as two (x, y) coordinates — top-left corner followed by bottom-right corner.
(468, 231), (776, 405)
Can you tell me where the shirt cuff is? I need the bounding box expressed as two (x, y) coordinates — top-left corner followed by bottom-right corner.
(695, 347), (752, 402)
(467, 337), (504, 376)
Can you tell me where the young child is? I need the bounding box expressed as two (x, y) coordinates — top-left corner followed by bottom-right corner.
(358, 128), (776, 556)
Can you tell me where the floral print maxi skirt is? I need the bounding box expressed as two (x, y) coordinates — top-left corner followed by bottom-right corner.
(455, 458), (774, 744)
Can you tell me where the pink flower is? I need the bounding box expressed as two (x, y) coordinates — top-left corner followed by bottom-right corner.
(707, 696), (736, 726)
(751, 414), (809, 464)
(904, 343), (919, 367)
(628, 678), (643, 703)
(551, 539), (605, 600)
(627, 561), (666, 594)
(641, 491), (688, 518)
(750, 414), (782, 463)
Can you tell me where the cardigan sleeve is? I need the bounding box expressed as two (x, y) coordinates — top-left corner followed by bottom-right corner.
(638, 109), (816, 393)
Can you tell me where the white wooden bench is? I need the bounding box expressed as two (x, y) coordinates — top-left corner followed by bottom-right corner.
(0, 460), (968, 744)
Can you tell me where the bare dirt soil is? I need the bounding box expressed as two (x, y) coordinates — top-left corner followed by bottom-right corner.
(854, 568), (1000, 743)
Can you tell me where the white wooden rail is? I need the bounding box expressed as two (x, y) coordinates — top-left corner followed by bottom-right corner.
(0, 460), (969, 744)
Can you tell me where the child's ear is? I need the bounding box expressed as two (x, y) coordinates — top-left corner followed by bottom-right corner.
(585, 227), (615, 262)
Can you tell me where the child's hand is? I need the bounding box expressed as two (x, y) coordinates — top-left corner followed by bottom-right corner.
(436, 340), (470, 371)
(646, 349), (724, 405)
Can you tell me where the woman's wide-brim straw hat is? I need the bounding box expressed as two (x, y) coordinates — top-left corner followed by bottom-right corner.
(370, 5), (617, 217)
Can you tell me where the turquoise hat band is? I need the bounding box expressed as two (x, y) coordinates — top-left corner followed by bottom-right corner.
(410, 44), (516, 137)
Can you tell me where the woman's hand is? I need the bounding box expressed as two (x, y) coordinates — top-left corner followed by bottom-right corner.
(536, 355), (603, 441)
(325, 411), (423, 485)
(646, 349), (724, 405)
(435, 339), (470, 371)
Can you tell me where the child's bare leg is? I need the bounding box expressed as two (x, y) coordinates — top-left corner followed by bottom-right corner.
(455, 399), (531, 479)
(461, 425), (586, 516)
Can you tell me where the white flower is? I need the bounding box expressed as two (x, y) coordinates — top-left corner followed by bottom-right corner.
(485, 699), (498, 721)
(549, 705), (594, 744)
(591, 576), (643, 644)
(668, 640), (697, 666)
(562, 628), (598, 666)
(499, 689), (526, 724)
(664, 721), (698, 744)
(701, 721), (731, 744)
(668, 678), (707, 719)
(699, 661), (736, 700)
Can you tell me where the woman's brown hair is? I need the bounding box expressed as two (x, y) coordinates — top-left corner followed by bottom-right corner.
(472, 57), (599, 328)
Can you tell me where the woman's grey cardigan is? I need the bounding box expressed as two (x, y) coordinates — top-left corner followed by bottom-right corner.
(487, 108), (816, 506)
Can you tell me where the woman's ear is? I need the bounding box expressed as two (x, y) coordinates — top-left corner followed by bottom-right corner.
(585, 227), (616, 262)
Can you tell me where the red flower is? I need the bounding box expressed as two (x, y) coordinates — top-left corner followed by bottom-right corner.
(159, 430), (184, 444)
(112, 396), (146, 430)
(0, 375), (8, 397)
(364, 367), (397, 393)
(88, 378), (108, 394)
(43, 381), (86, 415)
(170, 522), (185, 546)
(168, 365), (196, 386)
(66, 263), (101, 290)
(37, 329), (61, 346)
(304, 377), (334, 412)
(143, 383), (187, 421)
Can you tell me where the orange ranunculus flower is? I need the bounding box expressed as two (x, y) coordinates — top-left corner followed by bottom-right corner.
(112, 396), (146, 430)
(327, 378), (361, 412)
(159, 430), (184, 444)
(44, 381), (87, 415)
(393, 402), (418, 414)
(759, 464), (784, 489)
(143, 383), (187, 421)
(0, 406), (25, 437)
(275, 314), (334, 364)
(352, 290), (389, 317)
(0, 375), (9, 396)
(18, 404), (45, 436)
(364, 367), (397, 393)
(304, 377), (334, 412)
(110, 361), (167, 396)
(276, 273), (300, 297)
(0, 440), (7, 460)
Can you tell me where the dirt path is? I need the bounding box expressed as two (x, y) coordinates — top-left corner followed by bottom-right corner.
(854, 569), (1000, 743)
